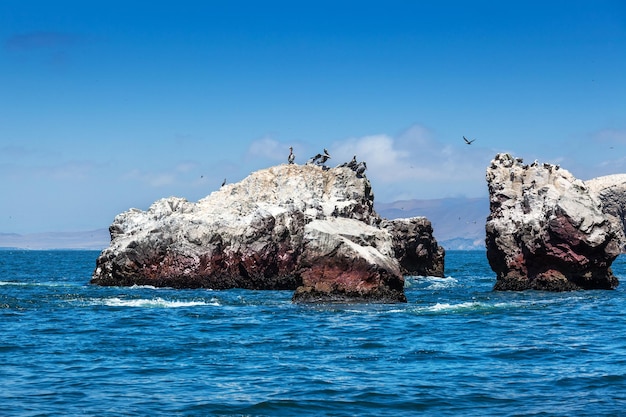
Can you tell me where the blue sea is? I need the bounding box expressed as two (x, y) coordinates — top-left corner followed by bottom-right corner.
(2, 250), (626, 416)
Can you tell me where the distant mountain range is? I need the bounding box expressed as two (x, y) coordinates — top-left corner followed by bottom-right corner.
(0, 229), (110, 250)
(0, 197), (489, 250)
(376, 197), (489, 250)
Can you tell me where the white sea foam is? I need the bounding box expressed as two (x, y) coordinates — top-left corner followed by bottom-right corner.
(405, 275), (458, 290)
(426, 301), (480, 312)
(0, 281), (24, 286)
(0, 280), (76, 288)
(424, 276), (459, 290)
(99, 297), (220, 308)
(129, 284), (160, 290)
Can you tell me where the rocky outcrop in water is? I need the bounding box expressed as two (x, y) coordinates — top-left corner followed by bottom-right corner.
(92, 164), (444, 303)
(485, 153), (621, 291)
(382, 217), (445, 277)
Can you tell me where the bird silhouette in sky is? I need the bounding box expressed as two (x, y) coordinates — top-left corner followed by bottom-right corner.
(463, 136), (476, 145)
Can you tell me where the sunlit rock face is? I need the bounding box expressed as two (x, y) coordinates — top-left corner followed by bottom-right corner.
(91, 163), (444, 303)
(586, 174), (626, 252)
(485, 153), (621, 291)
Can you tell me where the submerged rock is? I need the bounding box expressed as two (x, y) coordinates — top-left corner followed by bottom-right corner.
(485, 153), (621, 291)
(92, 164), (444, 303)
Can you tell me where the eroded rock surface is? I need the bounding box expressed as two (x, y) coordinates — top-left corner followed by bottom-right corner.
(92, 164), (444, 302)
(586, 174), (626, 251)
(485, 153), (621, 291)
(382, 217), (445, 277)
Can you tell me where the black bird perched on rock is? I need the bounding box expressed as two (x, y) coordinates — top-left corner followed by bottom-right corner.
(463, 136), (476, 145)
(347, 155), (358, 169)
(288, 146), (295, 164)
(355, 161), (367, 178)
(221, 178), (226, 187)
(307, 149), (331, 167)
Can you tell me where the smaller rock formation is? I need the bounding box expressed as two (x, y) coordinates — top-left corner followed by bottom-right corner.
(292, 218), (406, 303)
(382, 217), (445, 277)
(485, 153), (621, 291)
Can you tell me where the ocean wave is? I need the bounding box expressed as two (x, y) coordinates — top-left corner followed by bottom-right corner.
(97, 297), (220, 308)
(425, 301), (482, 312)
(129, 284), (160, 290)
(405, 276), (459, 290)
(0, 280), (77, 288)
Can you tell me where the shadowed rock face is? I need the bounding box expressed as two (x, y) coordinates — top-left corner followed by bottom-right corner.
(381, 217), (445, 277)
(485, 153), (621, 291)
(91, 164), (444, 303)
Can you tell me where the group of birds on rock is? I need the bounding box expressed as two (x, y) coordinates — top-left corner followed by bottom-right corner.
(338, 155), (367, 178)
(287, 147), (367, 177)
(306, 148), (331, 167)
(284, 136), (475, 179)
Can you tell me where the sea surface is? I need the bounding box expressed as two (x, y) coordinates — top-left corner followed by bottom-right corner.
(1, 250), (626, 416)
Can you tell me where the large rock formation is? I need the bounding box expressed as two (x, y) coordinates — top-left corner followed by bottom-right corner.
(91, 164), (444, 302)
(485, 153), (621, 291)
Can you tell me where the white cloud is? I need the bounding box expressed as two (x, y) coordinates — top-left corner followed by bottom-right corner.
(123, 168), (176, 188)
(329, 124), (494, 201)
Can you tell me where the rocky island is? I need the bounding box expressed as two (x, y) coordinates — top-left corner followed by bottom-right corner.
(485, 153), (621, 291)
(91, 163), (445, 303)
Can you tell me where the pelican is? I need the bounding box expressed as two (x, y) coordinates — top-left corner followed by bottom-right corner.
(307, 153), (322, 165)
(288, 146), (295, 164)
(221, 178), (226, 187)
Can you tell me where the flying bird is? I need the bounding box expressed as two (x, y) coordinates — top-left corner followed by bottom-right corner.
(463, 136), (475, 145)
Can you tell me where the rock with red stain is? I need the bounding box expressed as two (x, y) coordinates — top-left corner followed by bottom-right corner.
(91, 163), (443, 302)
(293, 218), (406, 303)
(485, 153), (621, 291)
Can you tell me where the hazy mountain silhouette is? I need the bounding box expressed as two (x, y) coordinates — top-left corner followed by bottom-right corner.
(0, 229), (109, 250)
(376, 197), (489, 250)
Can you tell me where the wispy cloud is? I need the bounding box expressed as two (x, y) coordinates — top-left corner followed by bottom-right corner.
(5, 31), (89, 67)
(123, 169), (177, 188)
(246, 136), (287, 162)
(5, 31), (83, 51)
(592, 128), (626, 144)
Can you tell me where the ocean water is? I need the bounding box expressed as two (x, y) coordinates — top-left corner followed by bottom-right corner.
(1, 250), (626, 416)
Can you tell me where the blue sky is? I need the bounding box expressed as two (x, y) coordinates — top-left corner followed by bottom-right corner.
(1, 1), (625, 233)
